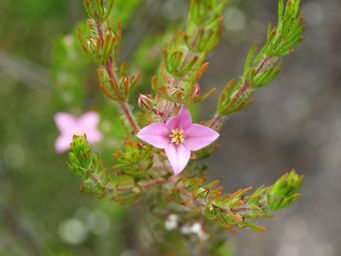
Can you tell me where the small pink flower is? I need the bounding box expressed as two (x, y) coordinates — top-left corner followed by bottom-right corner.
(54, 112), (102, 153)
(137, 106), (219, 175)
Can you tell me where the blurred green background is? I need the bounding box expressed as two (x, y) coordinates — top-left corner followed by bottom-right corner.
(1, 0), (340, 255)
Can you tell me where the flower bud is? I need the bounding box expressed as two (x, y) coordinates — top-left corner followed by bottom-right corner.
(192, 83), (201, 97)
(138, 94), (154, 111)
(266, 170), (303, 211)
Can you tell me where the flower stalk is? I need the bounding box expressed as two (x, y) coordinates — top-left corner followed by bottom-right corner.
(119, 102), (140, 134)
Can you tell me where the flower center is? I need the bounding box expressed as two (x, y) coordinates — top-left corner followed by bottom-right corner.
(169, 128), (185, 144)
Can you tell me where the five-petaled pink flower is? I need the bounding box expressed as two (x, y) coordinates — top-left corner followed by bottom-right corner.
(54, 112), (102, 153)
(137, 106), (219, 175)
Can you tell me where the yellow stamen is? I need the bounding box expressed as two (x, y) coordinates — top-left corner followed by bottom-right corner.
(169, 128), (185, 144)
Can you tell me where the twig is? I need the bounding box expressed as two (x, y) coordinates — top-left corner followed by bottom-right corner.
(96, 22), (140, 133)
(208, 114), (222, 128)
(106, 177), (167, 193)
(139, 177), (167, 189)
(209, 55), (272, 128)
(119, 102), (140, 134)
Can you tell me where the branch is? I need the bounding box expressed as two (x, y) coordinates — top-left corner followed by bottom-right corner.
(79, 0), (141, 133)
(215, 0), (304, 123)
(177, 170), (303, 232)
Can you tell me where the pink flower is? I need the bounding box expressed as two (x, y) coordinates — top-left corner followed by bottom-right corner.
(137, 106), (219, 175)
(54, 112), (102, 153)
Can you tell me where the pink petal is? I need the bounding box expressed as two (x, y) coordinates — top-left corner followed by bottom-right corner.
(166, 106), (192, 130)
(165, 143), (191, 175)
(137, 122), (170, 149)
(54, 113), (77, 134)
(86, 130), (102, 143)
(55, 135), (72, 153)
(78, 112), (102, 143)
(183, 124), (219, 151)
(79, 112), (100, 130)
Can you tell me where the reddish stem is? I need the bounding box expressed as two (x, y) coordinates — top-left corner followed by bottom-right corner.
(105, 58), (118, 88)
(108, 177), (167, 192)
(105, 57), (139, 134)
(209, 57), (272, 128)
(140, 178), (167, 189)
(208, 81), (250, 128)
(230, 80), (250, 105)
(254, 56), (271, 75)
(119, 102), (140, 134)
(96, 22), (104, 45)
(208, 115), (222, 128)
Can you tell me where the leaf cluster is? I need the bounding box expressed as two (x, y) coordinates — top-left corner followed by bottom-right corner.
(112, 140), (153, 179)
(178, 170), (303, 232)
(68, 135), (164, 204)
(217, 0), (304, 116)
(68, 134), (110, 197)
(152, 0), (227, 105)
(79, 0), (141, 104)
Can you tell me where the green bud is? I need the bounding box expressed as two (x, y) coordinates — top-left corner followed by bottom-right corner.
(266, 170), (303, 211)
